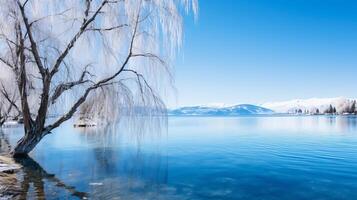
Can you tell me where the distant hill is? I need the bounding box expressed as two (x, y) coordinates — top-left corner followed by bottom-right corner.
(169, 104), (274, 116)
(262, 97), (357, 114)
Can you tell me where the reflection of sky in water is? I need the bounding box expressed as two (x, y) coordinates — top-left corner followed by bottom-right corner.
(2, 116), (357, 199)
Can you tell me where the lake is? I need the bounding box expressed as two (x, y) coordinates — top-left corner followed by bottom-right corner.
(2, 116), (357, 199)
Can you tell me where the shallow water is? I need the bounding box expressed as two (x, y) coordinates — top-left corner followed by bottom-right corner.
(2, 116), (357, 199)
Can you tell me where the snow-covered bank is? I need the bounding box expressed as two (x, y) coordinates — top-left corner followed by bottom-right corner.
(262, 97), (357, 114)
(0, 156), (22, 199)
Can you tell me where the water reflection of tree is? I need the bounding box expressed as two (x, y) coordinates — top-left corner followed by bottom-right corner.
(77, 124), (169, 199)
(326, 116), (357, 132)
(2, 120), (171, 199)
(1, 131), (87, 199)
(0, 130), (11, 155)
(14, 156), (88, 199)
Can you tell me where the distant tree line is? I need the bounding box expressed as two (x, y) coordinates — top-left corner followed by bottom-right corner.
(323, 101), (357, 115)
(324, 105), (337, 114)
(342, 100), (357, 114)
(292, 101), (357, 115)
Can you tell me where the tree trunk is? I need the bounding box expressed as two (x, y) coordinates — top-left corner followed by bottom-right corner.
(12, 132), (45, 157)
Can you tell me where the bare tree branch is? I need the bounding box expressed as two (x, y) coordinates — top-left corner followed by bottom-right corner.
(29, 8), (72, 28)
(15, 20), (33, 130)
(17, 0), (46, 77)
(50, 0), (109, 77)
(45, 8), (142, 132)
(0, 82), (21, 115)
(131, 53), (166, 65)
(0, 57), (14, 69)
(86, 24), (129, 32)
(122, 69), (156, 98)
(50, 66), (92, 104)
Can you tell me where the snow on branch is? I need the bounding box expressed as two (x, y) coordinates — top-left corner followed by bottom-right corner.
(0, 0), (198, 133)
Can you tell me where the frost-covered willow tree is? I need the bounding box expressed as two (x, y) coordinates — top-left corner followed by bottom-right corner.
(0, 0), (198, 157)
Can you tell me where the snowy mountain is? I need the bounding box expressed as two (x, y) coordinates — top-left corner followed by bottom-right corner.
(169, 104), (274, 116)
(262, 97), (357, 114)
(169, 97), (357, 116)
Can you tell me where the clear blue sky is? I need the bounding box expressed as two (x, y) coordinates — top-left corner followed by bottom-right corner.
(170, 0), (357, 107)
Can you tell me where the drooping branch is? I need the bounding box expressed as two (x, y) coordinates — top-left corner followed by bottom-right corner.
(0, 82), (21, 116)
(122, 68), (163, 106)
(85, 24), (129, 32)
(45, 11), (141, 132)
(50, 0), (109, 77)
(26, 0), (103, 128)
(0, 36), (31, 59)
(45, 55), (131, 132)
(0, 92), (17, 125)
(131, 53), (166, 65)
(0, 57), (14, 69)
(28, 8), (72, 28)
(50, 66), (92, 104)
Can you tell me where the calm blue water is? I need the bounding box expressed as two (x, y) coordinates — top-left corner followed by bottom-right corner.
(3, 116), (357, 199)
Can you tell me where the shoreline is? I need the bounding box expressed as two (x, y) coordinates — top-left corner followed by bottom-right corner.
(0, 155), (23, 199)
